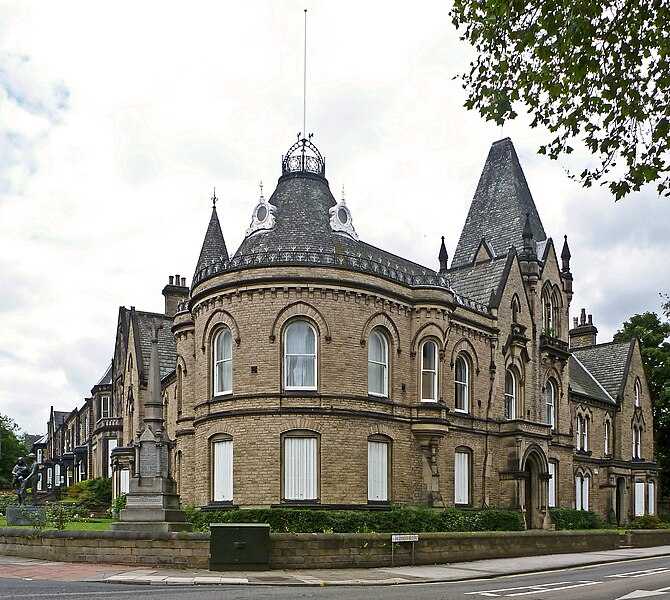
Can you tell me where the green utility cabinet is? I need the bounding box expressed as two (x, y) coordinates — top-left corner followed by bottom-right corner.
(209, 523), (271, 571)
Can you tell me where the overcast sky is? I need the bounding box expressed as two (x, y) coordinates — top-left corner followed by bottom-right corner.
(1, 1), (669, 435)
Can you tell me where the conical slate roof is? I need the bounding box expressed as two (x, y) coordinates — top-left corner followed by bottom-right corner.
(194, 206), (228, 280)
(452, 138), (546, 268)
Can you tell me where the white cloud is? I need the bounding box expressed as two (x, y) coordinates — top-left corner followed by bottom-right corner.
(1, 1), (669, 435)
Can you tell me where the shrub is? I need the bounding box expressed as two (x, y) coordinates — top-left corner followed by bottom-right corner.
(184, 506), (524, 534)
(109, 493), (127, 519)
(550, 508), (604, 530)
(65, 478), (112, 507)
(628, 514), (669, 529)
(46, 502), (76, 530)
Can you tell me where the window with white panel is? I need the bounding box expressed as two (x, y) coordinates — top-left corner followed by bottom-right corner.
(455, 450), (471, 505)
(368, 440), (389, 502)
(212, 439), (233, 502)
(284, 436), (317, 501)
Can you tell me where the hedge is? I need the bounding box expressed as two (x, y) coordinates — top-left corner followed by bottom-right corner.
(183, 506), (525, 533)
(549, 508), (605, 530)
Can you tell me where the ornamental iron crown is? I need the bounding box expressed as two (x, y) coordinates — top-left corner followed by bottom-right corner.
(282, 134), (326, 177)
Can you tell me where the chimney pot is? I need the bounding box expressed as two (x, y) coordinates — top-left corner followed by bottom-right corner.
(181, 277), (186, 286)
(588, 314), (593, 326)
(573, 317), (578, 328)
(580, 308), (587, 326)
(169, 276), (174, 285)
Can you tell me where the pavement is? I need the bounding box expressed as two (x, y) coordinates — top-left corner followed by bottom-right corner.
(0, 546), (669, 586)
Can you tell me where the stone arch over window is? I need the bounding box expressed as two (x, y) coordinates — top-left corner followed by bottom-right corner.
(574, 466), (592, 510)
(367, 424), (395, 439)
(368, 327), (390, 397)
(360, 312), (400, 352)
(280, 417), (322, 435)
(270, 301), (331, 344)
(410, 322), (447, 356)
(454, 351), (472, 413)
(450, 337), (480, 374)
(200, 309), (241, 352)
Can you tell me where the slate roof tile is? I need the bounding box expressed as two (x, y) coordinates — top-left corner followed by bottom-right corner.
(194, 206), (228, 280)
(133, 311), (177, 381)
(571, 341), (633, 401)
(569, 355), (615, 404)
(452, 138), (546, 268)
(447, 256), (508, 306)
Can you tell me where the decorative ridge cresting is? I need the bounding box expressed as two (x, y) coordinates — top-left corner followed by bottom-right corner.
(282, 135), (326, 177)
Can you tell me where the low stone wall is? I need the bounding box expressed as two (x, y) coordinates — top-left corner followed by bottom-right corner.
(1, 528), (668, 570)
(270, 530), (620, 569)
(627, 529), (670, 548)
(0, 529), (210, 569)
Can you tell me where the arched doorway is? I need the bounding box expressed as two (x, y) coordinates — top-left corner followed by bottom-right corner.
(522, 448), (548, 529)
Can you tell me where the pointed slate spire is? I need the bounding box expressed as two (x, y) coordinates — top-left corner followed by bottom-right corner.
(452, 138), (547, 267)
(438, 236), (448, 273)
(561, 234), (571, 273)
(194, 196), (229, 281)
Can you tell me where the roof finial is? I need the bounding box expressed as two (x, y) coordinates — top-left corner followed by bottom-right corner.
(303, 9), (308, 142)
(259, 180), (264, 198)
(211, 187), (217, 208)
(438, 236), (449, 274)
(341, 185), (346, 204)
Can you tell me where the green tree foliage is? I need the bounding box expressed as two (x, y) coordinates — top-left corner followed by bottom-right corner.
(614, 302), (670, 497)
(450, 0), (670, 200)
(0, 414), (28, 487)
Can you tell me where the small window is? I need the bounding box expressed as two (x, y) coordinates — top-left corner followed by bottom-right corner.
(283, 434), (318, 501)
(368, 329), (388, 397)
(213, 328), (233, 395)
(421, 340), (438, 402)
(648, 481), (656, 515)
(455, 449), (471, 505)
(635, 481), (645, 516)
(212, 439), (233, 502)
(101, 395), (110, 419)
(545, 380), (556, 428)
(107, 439), (117, 478)
(368, 439), (389, 502)
(632, 426), (642, 459)
(120, 469), (130, 494)
(454, 354), (469, 412)
(576, 415), (589, 451)
(548, 461), (557, 508)
(604, 420), (610, 456)
(284, 321), (317, 390)
(634, 380), (641, 407)
(542, 291), (554, 335)
(504, 369), (516, 420)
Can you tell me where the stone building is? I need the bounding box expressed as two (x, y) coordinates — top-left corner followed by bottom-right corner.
(35, 136), (657, 526)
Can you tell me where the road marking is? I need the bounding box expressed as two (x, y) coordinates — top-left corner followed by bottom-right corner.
(608, 568), (670, 579)
(465, 580), (601, 596)
(616, 587), (670, 600)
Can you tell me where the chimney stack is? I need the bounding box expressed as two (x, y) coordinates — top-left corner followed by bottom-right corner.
(162, 273), (189, 317)
(569, 308), (598, 348)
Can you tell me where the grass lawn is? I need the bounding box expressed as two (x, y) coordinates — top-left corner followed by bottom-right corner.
(0, 516), (114, 531)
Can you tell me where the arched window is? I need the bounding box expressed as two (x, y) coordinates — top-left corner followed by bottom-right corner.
(604, 419), (610, 456)
(511, 296), (521, 324)
(368, 329), (388, 397)
(504, 369), (516, 420)
(421, 340), (438, 402)
(634, 379), (641, 407)
(576, 414), (589, 451)
(284, 321), (317, 390)
(575, 473), (590, 510)
(545, 380), (556, 428)
(542, 291), (554, 335)
(454, 354), (469, 412)
(213, 328), (233, 395)
(632, 426), (642, 459)
(548, 460), (558, 508)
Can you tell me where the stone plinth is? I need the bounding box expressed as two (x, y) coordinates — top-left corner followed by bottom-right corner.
(6, 505), (46, 527)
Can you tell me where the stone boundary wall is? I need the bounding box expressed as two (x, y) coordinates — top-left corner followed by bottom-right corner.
(1, 528), (668, 570)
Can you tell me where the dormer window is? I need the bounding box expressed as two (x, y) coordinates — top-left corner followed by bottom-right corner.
(329, 187), (359, 240)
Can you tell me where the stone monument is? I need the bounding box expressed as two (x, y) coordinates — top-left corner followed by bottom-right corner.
(111, 321), (193, 532)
